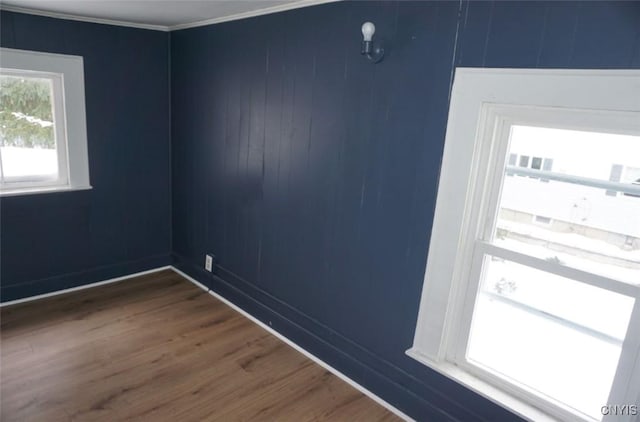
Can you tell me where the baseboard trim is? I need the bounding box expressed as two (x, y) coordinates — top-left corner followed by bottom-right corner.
(0, 266), (172, 307)
(171, 266), (414, 421)
(0, 263), (412, 420)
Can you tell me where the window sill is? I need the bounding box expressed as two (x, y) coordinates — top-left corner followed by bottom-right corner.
(405, 348), (561, 422)
(0, 185), (92, 197)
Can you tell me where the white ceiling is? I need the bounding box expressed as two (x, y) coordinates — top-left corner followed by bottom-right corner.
(0, 0), (336, 31)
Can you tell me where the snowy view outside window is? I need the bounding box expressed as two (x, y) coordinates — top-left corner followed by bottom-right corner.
(467, 126), (639, 420)
(0, 74), (58, 183)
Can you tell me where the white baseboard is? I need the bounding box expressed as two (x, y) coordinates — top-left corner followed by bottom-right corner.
(0, 266), (172, 307)
(1, 264), (412, 421)
(171, 267), (414, 421)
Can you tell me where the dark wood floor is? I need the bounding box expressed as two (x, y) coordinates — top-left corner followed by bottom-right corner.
(0, 270), (400, 421)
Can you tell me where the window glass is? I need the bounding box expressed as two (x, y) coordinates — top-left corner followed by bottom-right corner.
(531, 156), (542, 170)
(493, 126), (640, 284)
(468, 256), (635, 420)
(0, 74), (58, 181)
(518, 155), (530, 168)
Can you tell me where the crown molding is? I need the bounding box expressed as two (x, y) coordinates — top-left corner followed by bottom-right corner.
(168, 0), (340, 31)
(0, 5), (170, 31)
(0, 0), (341, 33)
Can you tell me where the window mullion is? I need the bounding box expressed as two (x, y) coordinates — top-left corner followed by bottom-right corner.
(477, 241), (640, 298)
(506, 165), (640, 196)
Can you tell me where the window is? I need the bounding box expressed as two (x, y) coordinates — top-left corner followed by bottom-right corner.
(408, 69), (640, 422)
(0, 48), (90, 195)
(507, 153), (553, 180)
(531, 156), (542, 170)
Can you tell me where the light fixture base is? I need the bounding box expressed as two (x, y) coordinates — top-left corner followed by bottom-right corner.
(361, 41), (384, 63)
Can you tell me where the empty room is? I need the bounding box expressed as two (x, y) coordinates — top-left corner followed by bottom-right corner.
(1, 1), (639, 421)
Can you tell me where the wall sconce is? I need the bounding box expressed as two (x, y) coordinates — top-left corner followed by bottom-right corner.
(361, 22), (384, 63)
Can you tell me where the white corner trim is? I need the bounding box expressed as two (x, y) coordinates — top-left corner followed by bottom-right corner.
(170, 266), (414, 422)
(0, 0), (341, 32)
(169, 0), (341, 31)
(0, 266), (172, 307)
(0, 5), (170, 31)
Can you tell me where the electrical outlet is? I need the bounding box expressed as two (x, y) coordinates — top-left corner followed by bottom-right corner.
(205, 254), (213, 272)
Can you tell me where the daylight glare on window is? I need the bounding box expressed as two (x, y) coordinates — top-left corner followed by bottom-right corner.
(0, 74), (58, 180)
(468, 125), (639, 420)
(497, 126), (640, 284)
(469, 258), (634, 420)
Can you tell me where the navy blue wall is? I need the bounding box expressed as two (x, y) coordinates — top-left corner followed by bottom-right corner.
(0, 11), (172, 301)
(171, 1), (640, 420)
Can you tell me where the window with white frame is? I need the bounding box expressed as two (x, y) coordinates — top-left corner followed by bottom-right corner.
(0, 48), (90, 195)
(408, 69), (640, 422)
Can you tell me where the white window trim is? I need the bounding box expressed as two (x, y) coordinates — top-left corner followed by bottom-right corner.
(0, 47), (91, 196)
(407, 68), (640, 422)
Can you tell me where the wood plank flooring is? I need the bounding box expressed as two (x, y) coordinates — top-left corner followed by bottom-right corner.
(0, 270), (401, 421)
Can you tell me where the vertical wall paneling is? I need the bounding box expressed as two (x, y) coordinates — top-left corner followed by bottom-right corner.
(171, 1), (640, 420)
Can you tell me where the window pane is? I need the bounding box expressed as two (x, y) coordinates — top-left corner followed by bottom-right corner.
(0, 74), (58, 180)
(493, 125), (640, 284)
(468, 255), (635, 420)
(531, 157), (542, 170)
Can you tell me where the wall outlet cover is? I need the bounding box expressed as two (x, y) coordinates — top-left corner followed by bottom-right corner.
(205, 255), (213, 272)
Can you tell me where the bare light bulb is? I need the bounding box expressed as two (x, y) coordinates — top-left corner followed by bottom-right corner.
(361, 22), (375, 42)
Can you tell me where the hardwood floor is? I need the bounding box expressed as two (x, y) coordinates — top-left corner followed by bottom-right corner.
(1, 270), (401, 421)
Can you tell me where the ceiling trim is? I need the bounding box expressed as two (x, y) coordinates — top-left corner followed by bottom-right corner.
(0, 5), (170, 31)
(0, 0), (341, 33)
(168, 0), (340, 31)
